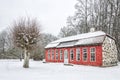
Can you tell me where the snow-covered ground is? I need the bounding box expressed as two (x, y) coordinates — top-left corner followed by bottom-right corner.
(0, 60), (120, 80)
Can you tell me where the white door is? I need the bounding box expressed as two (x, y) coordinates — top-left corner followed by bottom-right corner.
(64, 49), (68, 64)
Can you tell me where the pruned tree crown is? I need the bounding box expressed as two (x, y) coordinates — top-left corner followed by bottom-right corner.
(11, 17), (41, 51)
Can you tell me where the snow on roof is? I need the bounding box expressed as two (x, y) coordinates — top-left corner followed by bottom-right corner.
(51, 31), (105, 43)
(45, 42), (59, 48)
(45, 31), (106, 48)
(75, 36), (105, 46)
(57, 40), (77, 48)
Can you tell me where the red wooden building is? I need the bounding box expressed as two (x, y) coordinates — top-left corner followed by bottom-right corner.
(45, 31), (118, 67)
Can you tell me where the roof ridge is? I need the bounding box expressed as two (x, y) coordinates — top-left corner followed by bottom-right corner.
(51, 31), (105, 43)
(45, 31), (106, 48)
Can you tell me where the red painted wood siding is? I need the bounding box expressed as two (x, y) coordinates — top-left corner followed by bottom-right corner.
(45, 45), (102, 66)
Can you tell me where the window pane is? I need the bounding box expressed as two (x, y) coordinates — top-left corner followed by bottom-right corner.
(83, 48), (87, 61)
(56, 50), (58, 60)
(70, 49), (74, 60)
(76, 48), (80, 61)
(52, 50), (54, 60)
(90, 48), (96, 61)
(60, 50), (63, 60)
(91, 48), (95, 52)
(48, 50), (50, 60)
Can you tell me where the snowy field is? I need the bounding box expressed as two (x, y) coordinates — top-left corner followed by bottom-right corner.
(0, 60), (120, 80)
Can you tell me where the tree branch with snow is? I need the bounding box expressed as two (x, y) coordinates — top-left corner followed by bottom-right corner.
(10, 17), (41, 68)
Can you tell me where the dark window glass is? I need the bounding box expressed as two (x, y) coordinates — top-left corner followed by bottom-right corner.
(48, 50), (51, 60)
(76, 48), (80, 61)
(60, 49), (63, 60)
(52, 50), (54, 60)
(83, 48), (87, 61)
(56, 50), (58, 60)
(90, 48), (96, 61)
(70, 49), (74, 60)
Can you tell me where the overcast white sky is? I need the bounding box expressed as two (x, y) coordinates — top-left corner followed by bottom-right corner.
(0, 0), (76, 36)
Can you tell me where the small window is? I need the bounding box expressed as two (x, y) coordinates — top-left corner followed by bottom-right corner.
(90, 48), (96, 62)
(60, 49), (63, 60)
(76, 48), (80, 61)
(56, 50), (58, 60)
(70, 49), (74, 61)
(51, 50), (54, 60)
(82, 48), (87, 61)
(48, 50), (51, 60)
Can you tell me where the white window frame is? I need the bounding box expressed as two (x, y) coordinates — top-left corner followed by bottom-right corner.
(55, 49), (58, 60)
(82, 48), (88, 61)
(48, 50), (51, 60)
(76, 48), (80, 61)
(90, 47), (96, 62)
(70, 49), (74, 61)
(51, 49), (54, 60)
(60, 49), (63, 60)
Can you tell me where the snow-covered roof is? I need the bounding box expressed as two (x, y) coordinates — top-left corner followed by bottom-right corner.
(45, 31), (106, 48)
(57, 40), (77, 48)
(75, 36), (105, 46)
(45, 42), (59, 48)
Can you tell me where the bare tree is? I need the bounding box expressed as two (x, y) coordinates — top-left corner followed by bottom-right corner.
(0, 31), (7, 54)
(58, 26), (77, 38)
(65, 0), (120, 60)
(32, 33), (57, 60)
(41, 33), (57, 46)
(11, 17), (41, 68)
(74, 0), (92, 33)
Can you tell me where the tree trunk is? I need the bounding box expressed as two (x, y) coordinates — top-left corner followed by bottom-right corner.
(23, 49), (30, 68)
(20, 53), (22, 61)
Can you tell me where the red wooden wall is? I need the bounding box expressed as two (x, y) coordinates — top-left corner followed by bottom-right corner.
(45, 45), (102, 66)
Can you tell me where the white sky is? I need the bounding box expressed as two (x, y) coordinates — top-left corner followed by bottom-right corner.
(0, 0), (76, 36)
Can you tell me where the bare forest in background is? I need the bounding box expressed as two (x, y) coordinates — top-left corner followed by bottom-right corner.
(59, 0), (120, 61)
(0, 19), (57, 61)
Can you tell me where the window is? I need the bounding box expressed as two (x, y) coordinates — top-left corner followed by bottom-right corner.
(60, 49), (63, 60)
(64, 50), (68, 59)
(48, 50), (51, 60)
(82, 48), (87, 61)
(51, 50), (54, 60)
(56, 49), (58, 60)
(76, 48), (80, 61)
(90, 48), (96, 61)
(70, 49), (74, 60)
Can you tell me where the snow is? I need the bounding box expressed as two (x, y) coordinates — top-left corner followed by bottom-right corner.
(45, 31), (106, 48)
(0, 59), (120, 80)
(51, 31), (106, 43)
(57, 40), (77, 48)
(75, 36), (105, 46)
(45, 42), (59, 48)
